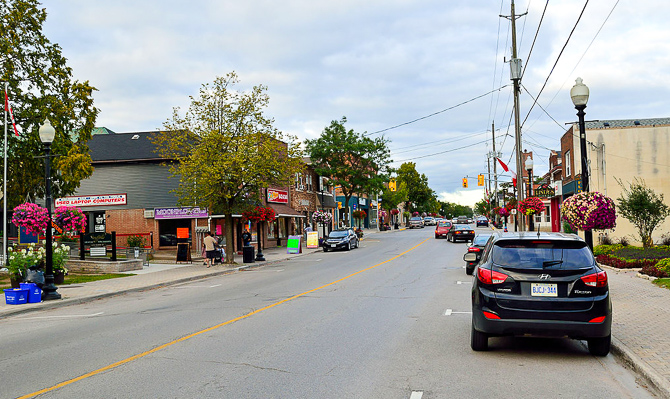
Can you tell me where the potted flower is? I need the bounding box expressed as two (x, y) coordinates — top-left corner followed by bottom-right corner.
(561, 192), (617, 232)
(6, 243), (44, 288)
(51, 242), (71, 284)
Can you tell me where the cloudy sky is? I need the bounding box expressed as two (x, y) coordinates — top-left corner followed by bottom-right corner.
(41, 0), (670, 206)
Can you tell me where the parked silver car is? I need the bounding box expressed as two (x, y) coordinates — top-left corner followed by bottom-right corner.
(409, 217), (424, 229)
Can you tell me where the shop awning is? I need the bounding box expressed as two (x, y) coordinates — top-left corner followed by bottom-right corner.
(269, 203), (306, 218)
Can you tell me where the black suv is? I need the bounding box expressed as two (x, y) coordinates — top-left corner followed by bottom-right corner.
(466, 231), (612, 356)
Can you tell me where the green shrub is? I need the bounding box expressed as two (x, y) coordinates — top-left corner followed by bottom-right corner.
(613, 246), (670, 260)
(593, 244), (623, 256)
(656, 258), (670, 275)
(563, 221), (576, 234)
(126, 235), (146, 248)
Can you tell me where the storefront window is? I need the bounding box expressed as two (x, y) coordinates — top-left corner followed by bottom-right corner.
(268, 220), (276, 239)
(158, 219), (192, 246)
(279, 218), (287, 238)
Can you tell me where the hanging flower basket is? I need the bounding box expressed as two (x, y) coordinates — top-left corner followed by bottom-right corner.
(53, 206), (87, 234)
(313, 210), (332, 224)
(497, 207), (510, 217)
(390, 209), (400, 216)
(242, 206), (276, 223)
(561, 192), (616, 231)
(352, 210), (367, 220)
(518, 197), (545, 216)
(12, 203), (50, 235)
(378, 209), (388, 219)
(412, 212), (419, 217)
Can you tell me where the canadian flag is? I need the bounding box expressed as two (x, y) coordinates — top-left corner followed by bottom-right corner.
(497, 158), (517, 186)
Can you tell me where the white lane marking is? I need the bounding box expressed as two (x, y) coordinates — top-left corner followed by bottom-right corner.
(210, 284), (222, 288)
(444, 309), (472, 316)
(410, 392), (423, 399)
(457, 281), (463, 284)
(19, 312), (104, 320)
(174, 284), (224, 289)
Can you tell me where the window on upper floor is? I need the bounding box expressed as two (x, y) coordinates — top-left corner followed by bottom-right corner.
(564, 150), (571, 178)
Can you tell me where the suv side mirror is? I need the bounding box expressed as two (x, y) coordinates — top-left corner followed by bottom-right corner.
(463, 253), (477, 262)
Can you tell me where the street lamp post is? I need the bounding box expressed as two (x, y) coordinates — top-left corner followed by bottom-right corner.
(254, 221), (265, 261)
(39, 119), (61, 300)
(570, 77), (593, 251)
(525, 156), (534, 232)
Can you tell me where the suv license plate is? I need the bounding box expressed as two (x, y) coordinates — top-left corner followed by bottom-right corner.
(531, 283), (557, 297)
(331, 244), (336, 248)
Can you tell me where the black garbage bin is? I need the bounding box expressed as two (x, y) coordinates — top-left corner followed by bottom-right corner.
(243, 246), (255, 263)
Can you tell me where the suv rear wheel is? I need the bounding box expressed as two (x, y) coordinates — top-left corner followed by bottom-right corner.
(471, 323), (488, 351)
(587, 334), (611, 356)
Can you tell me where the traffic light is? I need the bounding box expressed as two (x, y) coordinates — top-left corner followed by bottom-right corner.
(478, 174), (485, 186)
(389, 179), (397, 192)
(462, 178), (468, 188)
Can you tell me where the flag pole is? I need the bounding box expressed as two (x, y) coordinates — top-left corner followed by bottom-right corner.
(3, 81), (8, 266)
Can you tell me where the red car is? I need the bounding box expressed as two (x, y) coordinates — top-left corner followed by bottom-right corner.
(435, 221), (453, 238)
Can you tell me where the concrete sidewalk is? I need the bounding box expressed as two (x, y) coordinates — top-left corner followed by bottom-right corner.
(2, 227), (669, 397)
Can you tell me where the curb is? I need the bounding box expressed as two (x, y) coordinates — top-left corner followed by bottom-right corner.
(611, 336), (670, 398)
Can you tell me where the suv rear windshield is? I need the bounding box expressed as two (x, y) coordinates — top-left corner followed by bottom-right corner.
(410, 217), (422, 221)
(491, 239), (594, 269)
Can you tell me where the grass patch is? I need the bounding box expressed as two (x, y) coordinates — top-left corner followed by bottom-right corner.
(0, 272), (132, 291)
(652, 278), (670, 290)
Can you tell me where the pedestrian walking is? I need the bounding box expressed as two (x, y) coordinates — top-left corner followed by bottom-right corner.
(203, 231), (218, 268)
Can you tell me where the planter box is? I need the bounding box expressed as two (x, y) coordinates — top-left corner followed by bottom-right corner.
(4, 288), (29, 305)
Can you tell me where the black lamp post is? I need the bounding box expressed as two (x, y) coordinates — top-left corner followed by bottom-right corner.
(255, 221), (265, 261)
(570, 77), (593, 251)
(39, 119), (61, 300)
(525, 156), (534, 232)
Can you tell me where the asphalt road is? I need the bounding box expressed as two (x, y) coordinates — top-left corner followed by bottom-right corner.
(0, 227), (654, 398)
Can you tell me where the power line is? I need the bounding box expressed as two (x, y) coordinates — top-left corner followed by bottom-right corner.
(365, 85), (510, 136)
(521, 83), (567, 131)
(521, 0), (550, 79)
(392, 137), (498, 163)
(390, 130), (489, 155)
(520, 0), (590, 129)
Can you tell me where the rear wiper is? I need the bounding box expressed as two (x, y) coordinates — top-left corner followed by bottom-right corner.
(542, 260), (563, 268)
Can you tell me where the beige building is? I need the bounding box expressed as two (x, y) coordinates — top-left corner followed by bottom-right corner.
(561, 117), (670, 245)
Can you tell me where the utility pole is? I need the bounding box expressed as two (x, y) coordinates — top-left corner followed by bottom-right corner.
(502, 0), (526, 231)
(492, 122), (499, 225)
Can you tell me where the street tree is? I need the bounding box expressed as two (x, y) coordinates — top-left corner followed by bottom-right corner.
(397, 162), (435, 213)
(153, 72), (302, 262)
(616, 177), (670, 248)
(1, 0), (98, 208)
(305, 117), (392, 225)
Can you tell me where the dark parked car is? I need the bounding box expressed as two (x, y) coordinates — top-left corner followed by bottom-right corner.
(476, 217), (489, 227)
(323, 228), (359, 252)
(467, 232), (612, 356)
(447, 224), (475, 242)
(465, 232), (493, 275)
(434, 220), (453, 239)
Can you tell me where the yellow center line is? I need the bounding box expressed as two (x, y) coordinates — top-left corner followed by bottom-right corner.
(19, 237), (430, 398)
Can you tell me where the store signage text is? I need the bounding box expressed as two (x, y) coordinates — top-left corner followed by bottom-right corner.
(154, 207), (209, 219)
(267, 189), (289, 204)
(55, 194), (127, 207)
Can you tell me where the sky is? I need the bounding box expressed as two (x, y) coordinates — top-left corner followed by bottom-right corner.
(40, 0), (670, 207)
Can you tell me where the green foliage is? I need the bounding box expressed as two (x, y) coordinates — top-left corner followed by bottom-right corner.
(305, 117), (392, 220)
(380, 180), (408, 211)
(126, 235), (146, 248)
(563, 221), (576, 234)
(617, 177), (670, 248)
(153, 72), (302, 262)
(655, 258), (670, 275)
(613, 246), (670, 260)
(1, 0), (98, 208)
(593, 244), (624, 256)
(397, 162), (435, 213)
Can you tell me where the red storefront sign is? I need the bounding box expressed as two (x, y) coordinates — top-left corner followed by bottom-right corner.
(55, 194), (127, 207)
(267, 188), (288, 204)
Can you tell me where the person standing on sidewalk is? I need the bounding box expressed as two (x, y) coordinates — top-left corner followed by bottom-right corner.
(241, 228), (252, 247)
(203, 231), (218, 268)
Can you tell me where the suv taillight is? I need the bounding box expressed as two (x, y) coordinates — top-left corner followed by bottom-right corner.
(468, 247), (481, 252)
(477, 267), (509, 285)
(581, 270), (608, 287)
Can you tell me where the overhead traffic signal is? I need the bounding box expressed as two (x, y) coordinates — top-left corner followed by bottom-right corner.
(478, 174), (485, 186)
(389, 179), (397, 192)
(462, 178), (468, 188)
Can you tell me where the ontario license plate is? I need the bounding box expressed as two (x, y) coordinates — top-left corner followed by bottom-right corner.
(331, 244), (336, 248)
(531, 283), (557, 297)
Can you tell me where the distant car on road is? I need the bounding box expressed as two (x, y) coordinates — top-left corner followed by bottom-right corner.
(434, 220), (453, 239)
(464, 232), (493, 275)
(476, 217), (489, 227)
(409, 217), (424, 229)
(457, 216), (469, 224)
(447, 224), (475, 242)
(423, 216), (436, 226)
(468, 231), (611, 356)
(323, 228), (359, 252)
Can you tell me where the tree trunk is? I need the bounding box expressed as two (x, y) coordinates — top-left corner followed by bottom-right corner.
(225, 213), (235, 263)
